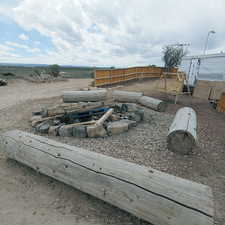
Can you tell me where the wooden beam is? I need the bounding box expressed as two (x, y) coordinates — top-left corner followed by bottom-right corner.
(95, 108), (113, 126)
(0, 130), (213, 225)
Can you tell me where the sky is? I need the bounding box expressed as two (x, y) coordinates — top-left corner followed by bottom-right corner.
(0, 0), (225, 67)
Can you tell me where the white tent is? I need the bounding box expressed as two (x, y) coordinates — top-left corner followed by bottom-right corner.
(179, 53), (225, 86)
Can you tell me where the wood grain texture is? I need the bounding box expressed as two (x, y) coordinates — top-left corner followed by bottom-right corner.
(0, 130), (213, 225)
(95, 108), (113, 126)
(112, 90), (143, 103)
(167, 107), (197, 154)
(138, 96), (166, 112)
(62, 90), (107, 103)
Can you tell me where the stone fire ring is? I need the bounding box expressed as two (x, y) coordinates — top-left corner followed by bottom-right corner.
(31, 90), (165, 138)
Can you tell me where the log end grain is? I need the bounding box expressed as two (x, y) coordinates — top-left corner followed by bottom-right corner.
(167, 130), (196, 154)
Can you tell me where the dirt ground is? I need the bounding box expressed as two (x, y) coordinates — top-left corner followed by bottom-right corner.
(0, 78), (225, 225)
(0, 78), (92, 110)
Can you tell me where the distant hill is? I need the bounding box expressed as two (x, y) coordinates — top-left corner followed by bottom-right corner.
(0, 63), (110, 69)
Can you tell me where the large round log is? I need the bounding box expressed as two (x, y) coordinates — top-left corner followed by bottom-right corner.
(63, 90), (107, 103)
(0, 130), (213, 225)
(112, 90), (143, 103)
(167, 107), (197, 154)
(138, 96), (167, 112)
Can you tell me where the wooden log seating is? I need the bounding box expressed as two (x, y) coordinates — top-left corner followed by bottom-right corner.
(61, 90), (167, 112)
(167, 107), (197, 154)
(0, 130), (214, 225)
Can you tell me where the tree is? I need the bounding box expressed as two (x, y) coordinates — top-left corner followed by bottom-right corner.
(162, 45), (186, 70)
(48, 64), (60, 77)
(162, 45), (186, 91)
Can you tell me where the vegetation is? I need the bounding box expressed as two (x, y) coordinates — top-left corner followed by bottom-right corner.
(162, 45), (186, 91)
(0, 65), (94, 80)
(162, 45), (186, 70)
(47, 64), (60, 77)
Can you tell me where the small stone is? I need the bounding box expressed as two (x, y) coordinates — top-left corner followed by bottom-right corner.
(107, 121), (129, 135)
(48, 126), (60, 136)
(53, 119), (61, 126)
(73, 125), (87, 138)
(36, 122), (50, 133)
(120, 119), (137, 128)
(32, 111), (42, 116)
(124, 103), (138, 112)
(110, 114), (120, 121)
(30, 115), (42, 123)
(87, 125), (107, 138)
(58, 125), (73, 137)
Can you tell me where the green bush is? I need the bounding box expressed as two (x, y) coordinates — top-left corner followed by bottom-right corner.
(48, 64), (60, 77)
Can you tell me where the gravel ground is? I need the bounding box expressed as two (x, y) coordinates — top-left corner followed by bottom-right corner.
(0, 79), (225, 225)
(49, 107), (174, 171)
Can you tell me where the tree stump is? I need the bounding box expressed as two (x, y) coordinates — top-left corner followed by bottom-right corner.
(167, 107), (197, 154)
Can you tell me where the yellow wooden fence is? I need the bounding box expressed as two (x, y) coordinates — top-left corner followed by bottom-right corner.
(94, 66), (177, 87)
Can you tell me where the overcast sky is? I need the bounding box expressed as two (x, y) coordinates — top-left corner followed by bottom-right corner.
(0, 0), (225, 67)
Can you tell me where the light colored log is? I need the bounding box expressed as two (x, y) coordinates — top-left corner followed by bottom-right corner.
(62, 90), (107, 103)
(43, 102), (104, 117)
(31, 115), (61, 127)
(167, 107), (197, 154)
(0, 130), (213, 225)
(95, 108), (113, 126)
(138, 96), (167, 112)
(112, 90), (143, 103)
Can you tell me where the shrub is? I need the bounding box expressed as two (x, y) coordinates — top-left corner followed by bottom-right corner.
(48, 64), (60, 77)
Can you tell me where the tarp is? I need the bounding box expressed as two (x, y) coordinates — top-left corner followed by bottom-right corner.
(179, 53), (225, 86)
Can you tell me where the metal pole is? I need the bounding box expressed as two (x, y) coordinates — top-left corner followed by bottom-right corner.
(203, 30), (215, 55)
(203, 32), (210, 55)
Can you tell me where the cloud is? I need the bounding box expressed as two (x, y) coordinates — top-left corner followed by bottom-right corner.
(6, 41), (41, 53)
(0, 44), (20, 58)
(1, 0), (225, 66)
(18, 33), (29, 41)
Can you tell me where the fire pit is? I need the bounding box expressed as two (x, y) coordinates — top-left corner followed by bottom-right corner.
(31, 101), (144, 138)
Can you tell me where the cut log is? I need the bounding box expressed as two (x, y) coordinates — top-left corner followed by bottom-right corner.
(42, 102), (104, 117)
(112, 90), (143, 103)
(167, 107), (197, 154)
(95, 108), (114, 126)
(138, 96), (166, 112)
(62, 90), (107, 103)
(0, 130), (213, 225)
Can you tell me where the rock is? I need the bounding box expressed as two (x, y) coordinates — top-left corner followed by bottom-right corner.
(58, 125), (73, 137)
(36, 122), (50, 134)
(87, 125), (107, 138)
(136, 108), (144, 120)
(53, 119), (61, 126)
(128, 109), (144, 122)
(30, 115), (42, 123)
(73, 126), (87, 138)
(107, 121), (129, 135)
(124, 103), (139, 112)
(119, 119), (137, 128)
(113, 103), (130, 113)
(0, 79), (7, 86)
(32, 111), (42, 116)
(110, 114), (121, 121)
(48, 126), (60, 136)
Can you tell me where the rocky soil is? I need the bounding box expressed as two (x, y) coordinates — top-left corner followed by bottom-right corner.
(0, 79), (224, 225)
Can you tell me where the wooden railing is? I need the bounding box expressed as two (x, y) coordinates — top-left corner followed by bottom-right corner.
(94, 66), (177, 86)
